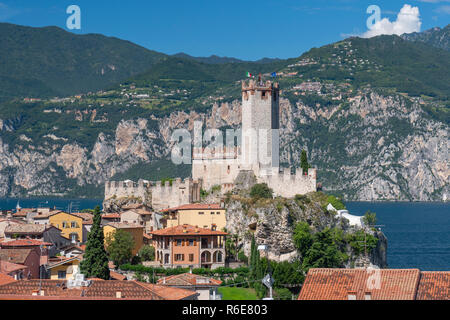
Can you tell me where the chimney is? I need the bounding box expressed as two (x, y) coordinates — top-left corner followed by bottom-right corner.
(40, 290), (45, 296)
(116, 291), (122, 299)
(189, 267), (193, 274)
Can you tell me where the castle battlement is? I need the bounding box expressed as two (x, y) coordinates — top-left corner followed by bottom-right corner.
(104, 178), (202, 211)
(258, 167), (317, 198)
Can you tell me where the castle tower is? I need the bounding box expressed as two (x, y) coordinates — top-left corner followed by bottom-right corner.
(241, 76), (280, 175)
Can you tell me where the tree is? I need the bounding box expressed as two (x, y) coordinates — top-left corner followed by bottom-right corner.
(250, 183), (273, 199)
(79, 206), (110, 279)
(362, 210), (377, 227)
(293, 222), (313, 258)
(105, 229), (135, 267)
(138, 245), (155, 261)
(301, 228), (344, 271)
(300, 149), (310, 174)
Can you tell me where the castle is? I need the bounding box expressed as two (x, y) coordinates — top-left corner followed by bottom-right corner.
(104, 78), (317, 211)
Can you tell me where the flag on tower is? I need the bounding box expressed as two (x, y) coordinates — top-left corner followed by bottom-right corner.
(271, 72), (277, 77)
(246, 72), (253, 78)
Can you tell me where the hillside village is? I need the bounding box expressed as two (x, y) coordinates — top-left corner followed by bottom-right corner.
(0, 79), (448, 300)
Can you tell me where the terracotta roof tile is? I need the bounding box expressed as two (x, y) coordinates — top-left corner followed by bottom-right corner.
(4, 224), (51, 234)
(416, 271), (450, 300)
(298, 268), (421, 300)
(110, 271), (126, 281)
(0, 279), (198, 300)
(0, 249), (34, 265)
(0, 260), (28, 273)
(158, 273), (222, 287)
(0, 239), (52, 248)
(105, 222), (143, 229)
(0, 273), (16, 286)
(151, 224), (227, 236)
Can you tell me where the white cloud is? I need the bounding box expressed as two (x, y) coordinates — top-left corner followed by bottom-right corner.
(362, 4), (422, 38)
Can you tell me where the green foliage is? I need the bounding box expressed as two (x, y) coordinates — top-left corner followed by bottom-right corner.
(362, 210), (377, 227)
(274, 287), (293, 300)
(105, 229), (135, 267)
(250, 183), (273, 199)
(300, 149), (310, 174)
(347, 230), (379, 256)
(293, 222), (313, 257)
(138, 245), (155, 261)
(326, 195), (346, 210)
(238, 250), (248, 265)
(79, 206), (110, 279)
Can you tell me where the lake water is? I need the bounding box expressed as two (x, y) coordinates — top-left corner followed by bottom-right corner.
(1, 198), (448, 271)
(346, 202), (450, 271)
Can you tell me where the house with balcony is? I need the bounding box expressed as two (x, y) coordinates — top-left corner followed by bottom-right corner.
(151, 224), (227, 269)
(160, 203), (226, 231)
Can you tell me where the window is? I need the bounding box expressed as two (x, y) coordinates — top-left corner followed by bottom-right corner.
(188, 239), (194, 246)
(189, 254), (194, 262)
(58, 271), (66, 279)
(62, 221), (67, 228)
(347, 293), (356, 300)
(71, 221), (77, 228)
(211, 211), (215, 215)
(198, 212), (204, 215)
(176, 239), (182, 246)
(175, 254), (184, 261)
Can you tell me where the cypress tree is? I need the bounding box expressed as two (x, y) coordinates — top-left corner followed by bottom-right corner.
(300, 149), (310, 175)
(79, 206), (110, 279)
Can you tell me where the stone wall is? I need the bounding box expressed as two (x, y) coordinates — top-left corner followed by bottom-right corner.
(259, 167), (317, 198)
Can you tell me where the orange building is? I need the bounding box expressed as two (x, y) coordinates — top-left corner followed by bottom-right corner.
(151, 224), (227, 269)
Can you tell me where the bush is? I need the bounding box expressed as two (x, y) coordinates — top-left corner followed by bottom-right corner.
(238, 250), (248, 264)
(274, 287), (292, 300)
(250, 183), (273, 199)
(326, 195), (346, 210)
(362, 210), (377, 227)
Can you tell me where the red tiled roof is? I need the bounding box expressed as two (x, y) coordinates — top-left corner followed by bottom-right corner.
(0, 273), (15, 286)
(158, 273), (222, 287)
(0, 279), (198, 300)
(110, 271), (126, 281)
(105, 222), (143, 229)
(151, 224), (227, 236)
(102, 213), (121, 219)
(0, 239), (52, 248)
(416, 271), (450, 300)
(0, 260), (28, 273)
(0, 249), (34, 265)
(298, 268), (421, 300)
(161, 203), (222, 213)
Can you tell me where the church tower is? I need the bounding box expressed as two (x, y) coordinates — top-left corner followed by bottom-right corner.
(241, 75), (280, 175)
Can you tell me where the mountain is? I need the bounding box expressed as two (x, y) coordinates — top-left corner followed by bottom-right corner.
(0, 24), (448, 200)
(0, 23), (166, 102)
(402, 24), (450, 51)
(173, 52), (281, 64)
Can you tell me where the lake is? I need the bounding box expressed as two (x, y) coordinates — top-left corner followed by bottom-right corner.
(346, 202), (450, 271)
(1, 198), (448, 271)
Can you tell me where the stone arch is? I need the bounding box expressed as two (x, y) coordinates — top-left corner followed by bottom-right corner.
(213, 250), (223, 263)
(201, 251), (211, 263)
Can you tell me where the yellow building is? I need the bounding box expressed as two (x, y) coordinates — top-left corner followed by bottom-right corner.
(47, 256), (82, 280)
(103, 222), (144, 256)
(49, 212), (93, 243)
(161, 204), (226, 231)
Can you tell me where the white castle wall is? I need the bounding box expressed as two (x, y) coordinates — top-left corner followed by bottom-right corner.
(259, 168), (317, 198)
(105, 178), (201, 211)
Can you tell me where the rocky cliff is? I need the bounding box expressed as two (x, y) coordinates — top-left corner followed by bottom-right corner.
(0, 89), (447, 200)
(224, 190), (388, 268)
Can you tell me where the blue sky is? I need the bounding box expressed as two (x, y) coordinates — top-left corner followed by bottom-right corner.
(0, 0), (449, 60)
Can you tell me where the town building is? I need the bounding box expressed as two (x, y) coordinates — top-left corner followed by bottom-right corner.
(152, 224), (227, 269)
(0, 260), (29, 280)
(103, 222), (144, 256)
(0, 218), (25, 238)
(3, 224), (70, 252)
(298, 268), (450, 300)
(157, 272), (222, 300)
(0, 248), (40, 279)
(46, 255), (82, 280)
(48, 211), (93, 243)
(0, 277), (199, 300)
(161, 203), (226, 231)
